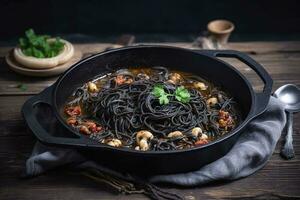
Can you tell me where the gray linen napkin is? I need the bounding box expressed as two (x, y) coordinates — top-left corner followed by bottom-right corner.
(25, 96), (287, 187)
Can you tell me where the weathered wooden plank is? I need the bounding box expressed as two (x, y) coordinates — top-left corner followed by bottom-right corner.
(1, 42), (300, 61)
(0, 96), (30, 121)
(0, 42), (299, 91)
(226, 41), (300, 54)
(1, 52), (300, 95)
(1, 41), (300, 58)
(70, 41), (300, 55)
(0, 173), (299, 200)
(75, 41), (300, 54)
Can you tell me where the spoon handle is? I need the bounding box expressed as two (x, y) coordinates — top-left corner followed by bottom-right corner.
(281, 112), (295, 159)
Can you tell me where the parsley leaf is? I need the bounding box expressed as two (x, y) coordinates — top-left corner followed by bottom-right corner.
(152, 84), (191, 105)
(152, 84), (165, 97)
(159, 95), (169, 105)
(152, 85), (171, 105)
(175, 86), (190, 103)
(18, 29), (64, 58)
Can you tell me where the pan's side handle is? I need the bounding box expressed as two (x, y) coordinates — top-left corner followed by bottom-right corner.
(22, 86), (99, 147)
(199, 50), (273, 117)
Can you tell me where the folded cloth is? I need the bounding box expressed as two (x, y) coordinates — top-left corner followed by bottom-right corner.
(25, 97), (286, 188)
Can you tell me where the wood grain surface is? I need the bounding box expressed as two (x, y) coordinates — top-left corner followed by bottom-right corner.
(0, 41), (300, 200)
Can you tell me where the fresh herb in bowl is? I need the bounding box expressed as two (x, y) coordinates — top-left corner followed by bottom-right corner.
(19, 29), (64, 58)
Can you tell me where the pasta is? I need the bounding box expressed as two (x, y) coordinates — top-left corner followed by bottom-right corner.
(63, 67), (240, 151)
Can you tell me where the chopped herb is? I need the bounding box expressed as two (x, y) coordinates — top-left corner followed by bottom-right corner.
(17, 83), (27, 91)
(18, 29), (64, 58)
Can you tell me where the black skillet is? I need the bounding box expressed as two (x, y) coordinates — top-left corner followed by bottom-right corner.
(22, 45), (272, 175)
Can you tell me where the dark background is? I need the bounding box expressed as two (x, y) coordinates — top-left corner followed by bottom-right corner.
(1, 0), (300, 45)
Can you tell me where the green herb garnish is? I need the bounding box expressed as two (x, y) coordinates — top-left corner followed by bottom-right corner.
(152, 84), (190, 105)
(175, 86), (191, 103)
(19, 29), (64, 58)
(152, 84), (171, 105)
(17, 83), (27, 91)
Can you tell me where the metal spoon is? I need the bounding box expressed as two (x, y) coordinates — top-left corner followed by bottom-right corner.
(274, 84), (300, 159)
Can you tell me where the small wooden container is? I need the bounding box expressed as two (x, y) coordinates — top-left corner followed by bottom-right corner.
(207, 19), (235, 44)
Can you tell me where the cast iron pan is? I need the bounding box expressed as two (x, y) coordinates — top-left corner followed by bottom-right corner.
(22, 46), (272, 175)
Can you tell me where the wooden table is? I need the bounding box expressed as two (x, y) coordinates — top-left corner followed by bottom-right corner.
(1, 42), (300, 199)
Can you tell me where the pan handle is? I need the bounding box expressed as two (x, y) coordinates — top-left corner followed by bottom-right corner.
(200, 50), (273, 117)
(22, 85), (99, 147)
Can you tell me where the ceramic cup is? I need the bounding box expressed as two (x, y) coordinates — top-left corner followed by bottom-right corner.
(207, 19), (235, 44)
